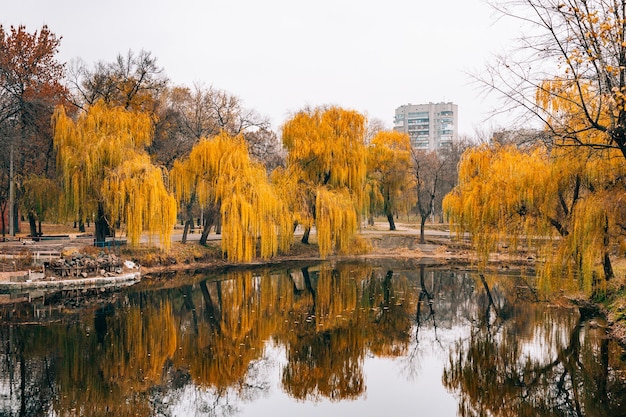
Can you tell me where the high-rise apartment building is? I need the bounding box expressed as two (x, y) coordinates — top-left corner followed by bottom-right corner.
(393, 102), (458, 150)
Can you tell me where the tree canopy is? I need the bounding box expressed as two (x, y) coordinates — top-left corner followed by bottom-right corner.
(444, 140), (625, 295)
(280, 106), (367, 257)
(170, 131), (292, 262)
(366, 130), (414, 230)
(0, 24), (68, 235)
(53, 100), (177, 248)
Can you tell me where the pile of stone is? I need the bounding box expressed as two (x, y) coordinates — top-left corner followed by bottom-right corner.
(47, 253), (129, 278)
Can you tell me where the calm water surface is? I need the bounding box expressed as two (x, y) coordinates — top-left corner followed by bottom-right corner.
(1, 259), (625, 416)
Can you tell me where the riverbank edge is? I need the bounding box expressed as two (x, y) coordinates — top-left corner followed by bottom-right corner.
(0, 271), (141, 291)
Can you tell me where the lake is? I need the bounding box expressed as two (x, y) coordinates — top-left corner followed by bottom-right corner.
(0, 259), (625, 416)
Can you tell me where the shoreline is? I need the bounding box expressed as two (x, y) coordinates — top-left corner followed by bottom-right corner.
(0, 271), (140, 291)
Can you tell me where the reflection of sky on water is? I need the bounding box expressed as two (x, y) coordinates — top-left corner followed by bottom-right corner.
(167, 324), (469, 416)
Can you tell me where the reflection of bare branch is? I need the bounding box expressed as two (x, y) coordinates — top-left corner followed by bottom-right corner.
(416, 265), (442, 348)
(479, 273), (501, 318)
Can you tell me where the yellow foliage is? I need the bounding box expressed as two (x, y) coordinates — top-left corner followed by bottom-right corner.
(103, 300), (178, 391)
(53, 100), (176, 248)
(315, 187), (358, 258)
(281, 106), (367, 257)
(21, 175), (62, 221)
(444, 141), (626, 295)
(366, 130), (415, 218)
(171, 132), (292, 262)
(102, 154), (177, 249)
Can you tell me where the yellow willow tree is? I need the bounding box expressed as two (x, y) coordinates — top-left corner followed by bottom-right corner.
(366, 130), (414, 230)
(102, 154), (177, 247)
(443, 141), (625, 295)
(170, 131), (292, 262)
(53, 100), (177, 248)
(280, 106), (367, 257)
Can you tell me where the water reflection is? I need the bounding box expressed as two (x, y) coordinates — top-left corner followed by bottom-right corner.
(0, 261), (624, 416)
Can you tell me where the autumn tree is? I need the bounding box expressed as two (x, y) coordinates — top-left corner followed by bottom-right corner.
(243, 127), (285, 172)
(483, 0), (626, 160)
(0, 24), (68, 235)
(411, 149), (446, 243)
(443, 141), (625, 295)
(170, 131), (292, 261)
(366, 130), (414, 230)
(53, 100), (177, 248)
(280, 106), (367, 258)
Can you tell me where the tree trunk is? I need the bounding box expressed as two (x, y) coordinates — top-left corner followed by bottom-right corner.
(384, 191), (396, 230)
(94, 202), (110, 244)
(301, 227), (311, 244)
(182, 219), (191, 244)
(603, 253), (614, 281)
(419, 215), (427, 244)
(78, 219), (85, 233)
(602, 215), (614, 281)
(200, 203), (219, 246)
(0, 202), (6, 236)
(386, 211), (396, 231)
(199, 214), (215, 246)
(27, 212), (37, 237)
(181, 201), (194, 244)
(479, 273), (501, 318)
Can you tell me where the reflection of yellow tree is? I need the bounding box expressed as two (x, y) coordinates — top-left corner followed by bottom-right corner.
(314, 264), (361, 330)
(443, 305), (626, 417)
(282, 326), (365, 402)
(103, 300), (177, 391)
(364, 270), (413, 357)
(44, 316), (159, 416)
(176, 270), (292, 389)
(280, 263), (416, 400)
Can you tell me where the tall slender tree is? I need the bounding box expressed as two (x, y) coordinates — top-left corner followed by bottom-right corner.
(366, 130), (414, 230)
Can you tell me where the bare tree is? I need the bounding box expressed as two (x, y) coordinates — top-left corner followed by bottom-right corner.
(411, 149), (446, 243)
(67, 49), (168, 112)
(481, 0), (626, 159)
(243, 127), (285, 172)
(411, 138), (471, 243)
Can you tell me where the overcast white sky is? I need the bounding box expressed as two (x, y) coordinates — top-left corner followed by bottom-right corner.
(3, 0), (523, 136)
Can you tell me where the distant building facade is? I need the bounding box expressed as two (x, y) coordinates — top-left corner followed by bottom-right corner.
(393, 102), (458, 150)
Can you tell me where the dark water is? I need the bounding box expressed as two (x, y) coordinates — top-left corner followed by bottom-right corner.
(1, 260), (625, 416)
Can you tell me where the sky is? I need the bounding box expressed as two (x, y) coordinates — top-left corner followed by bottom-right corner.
(3, 0), (524, 136)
